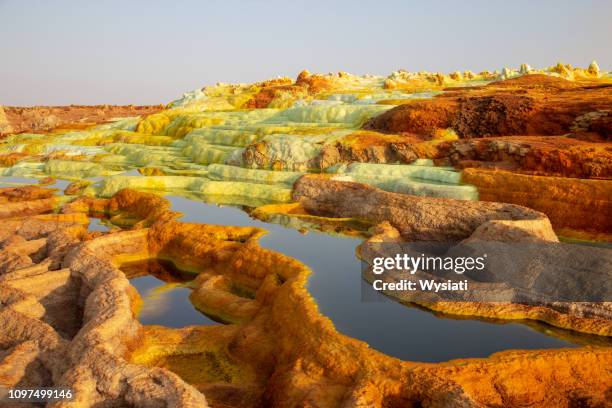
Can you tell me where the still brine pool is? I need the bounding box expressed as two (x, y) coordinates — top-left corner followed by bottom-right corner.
(160, 195), (608, 363)
(2, 171), (600, 362)
(120, 258), (220, 327)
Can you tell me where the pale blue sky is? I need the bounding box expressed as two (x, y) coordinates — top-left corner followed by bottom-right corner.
(1, 0), (610, 105)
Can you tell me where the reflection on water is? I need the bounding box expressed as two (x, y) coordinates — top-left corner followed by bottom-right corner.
(166, 195), (599, 362)
(46, 178), (72, 191)
(0, 176), (42, 185)
(2, 174), (601, 361)
(88, 216), (111, 232)
(0, 176), (72, 190)
(120, 259), (219, 328)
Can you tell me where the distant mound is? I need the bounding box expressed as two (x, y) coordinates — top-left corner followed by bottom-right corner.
(488, 74), (578, 89)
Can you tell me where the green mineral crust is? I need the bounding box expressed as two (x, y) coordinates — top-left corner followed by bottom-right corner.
(0, 70), (491, 204)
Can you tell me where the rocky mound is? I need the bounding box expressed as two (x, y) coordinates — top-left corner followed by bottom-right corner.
(486, 73), (582, 89)
(293, 174), (557, 242)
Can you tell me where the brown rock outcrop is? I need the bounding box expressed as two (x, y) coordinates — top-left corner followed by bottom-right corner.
(0, 104), (164, 136)
(366, 74), (612, 139)
(438, 135), (612, 178)
(318, 131), (437, 166)
(292, 174), (558, 242)
(295, 70), (335, 94)
(245, 85), (307, 109)
(244, 70), (337, 109)
(365, 98), (458, 136)
(590, 114), (612, 139)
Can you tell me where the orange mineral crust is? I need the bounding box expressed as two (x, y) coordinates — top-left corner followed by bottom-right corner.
(461, 168), (612, 238)
(2, 187), (609, 407)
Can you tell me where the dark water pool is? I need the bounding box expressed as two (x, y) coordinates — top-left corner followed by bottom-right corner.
(0, 176), (72, 190)
(120, 259), (219, 328)
(165, 196), (608, 362)
(88, 216), (111, 232)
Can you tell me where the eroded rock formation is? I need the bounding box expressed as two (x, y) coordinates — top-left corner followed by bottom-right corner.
(1, 187), (610, 407)
(437, 136), (612, 178)
(293, 174), (557, 242)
